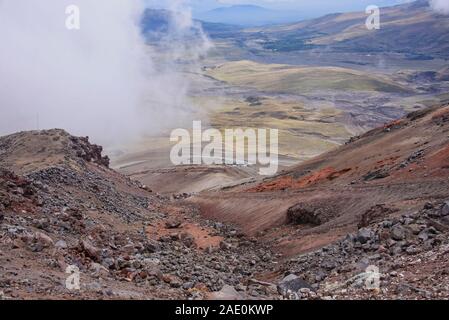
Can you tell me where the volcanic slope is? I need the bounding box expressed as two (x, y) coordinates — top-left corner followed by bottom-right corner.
(192, 104), (449, 254)
(0, 129), (279, 300)
(188, 104), (449, 299)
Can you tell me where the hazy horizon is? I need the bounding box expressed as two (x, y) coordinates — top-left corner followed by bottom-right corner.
(146, 0), (418, 20)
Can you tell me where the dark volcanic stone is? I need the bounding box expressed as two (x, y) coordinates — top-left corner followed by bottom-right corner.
(357, 228), (375, 244)
(277, 274), (313, 296)
(391, 226), (406, 241)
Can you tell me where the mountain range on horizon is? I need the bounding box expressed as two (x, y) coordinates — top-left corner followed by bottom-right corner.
(190, 0), (440, 27)
(142, 0), (449, 61)
(195, 4), (304, 27)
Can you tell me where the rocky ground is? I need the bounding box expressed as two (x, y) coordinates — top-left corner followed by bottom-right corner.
(0, 130), (279, 300)
(1, 105), (449, 300)
(284, 200), (449, 299)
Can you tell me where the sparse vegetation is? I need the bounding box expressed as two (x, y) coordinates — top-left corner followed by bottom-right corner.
(206, 60), (412, 94)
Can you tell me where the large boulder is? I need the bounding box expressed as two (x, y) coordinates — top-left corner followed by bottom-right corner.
(277, 274), (313, 296)
(391, 225), (406, 241)
(69, 135), (110, 167)
(287, 205), (321, 226)
(79, 240), (101, 262)
(357, 228), (375, 244)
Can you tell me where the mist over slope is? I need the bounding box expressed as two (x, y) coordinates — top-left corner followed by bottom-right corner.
(0, 1), (210, 146)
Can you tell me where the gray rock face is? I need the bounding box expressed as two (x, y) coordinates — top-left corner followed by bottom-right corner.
(55, 240), (68, 249)
(357, 228), (374, 244)
(277, 274), (313, 296)
(391, 225), (406, 241)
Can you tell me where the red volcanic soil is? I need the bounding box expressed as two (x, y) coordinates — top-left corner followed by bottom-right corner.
(146, 205), (224, 251)
(248, 167), (352, 192)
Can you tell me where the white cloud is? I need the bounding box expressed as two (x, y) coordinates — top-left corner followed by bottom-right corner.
(430, 0), (449, 14)
(0, 0), (210, 146)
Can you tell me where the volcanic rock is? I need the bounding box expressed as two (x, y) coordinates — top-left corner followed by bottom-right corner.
(357, 228), (375, 244)
(391, 226), (406, 241)
(277, 274), (313, 296)
(80, 240), (101, 262)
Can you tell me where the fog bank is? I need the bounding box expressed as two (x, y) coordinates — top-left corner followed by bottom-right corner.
(0, 0), (209, 145)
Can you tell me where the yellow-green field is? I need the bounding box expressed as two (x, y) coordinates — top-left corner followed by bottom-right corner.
(196, 95), (351, 161)
(205, 60), (411, 94)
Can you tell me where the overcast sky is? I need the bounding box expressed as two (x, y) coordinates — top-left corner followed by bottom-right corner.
(146, 0), (413, 17)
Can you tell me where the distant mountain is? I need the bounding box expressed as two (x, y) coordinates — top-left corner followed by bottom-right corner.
(196, 5), (302, 27)
(246, 0), (449, 60)
(142, 1), (449, 60)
